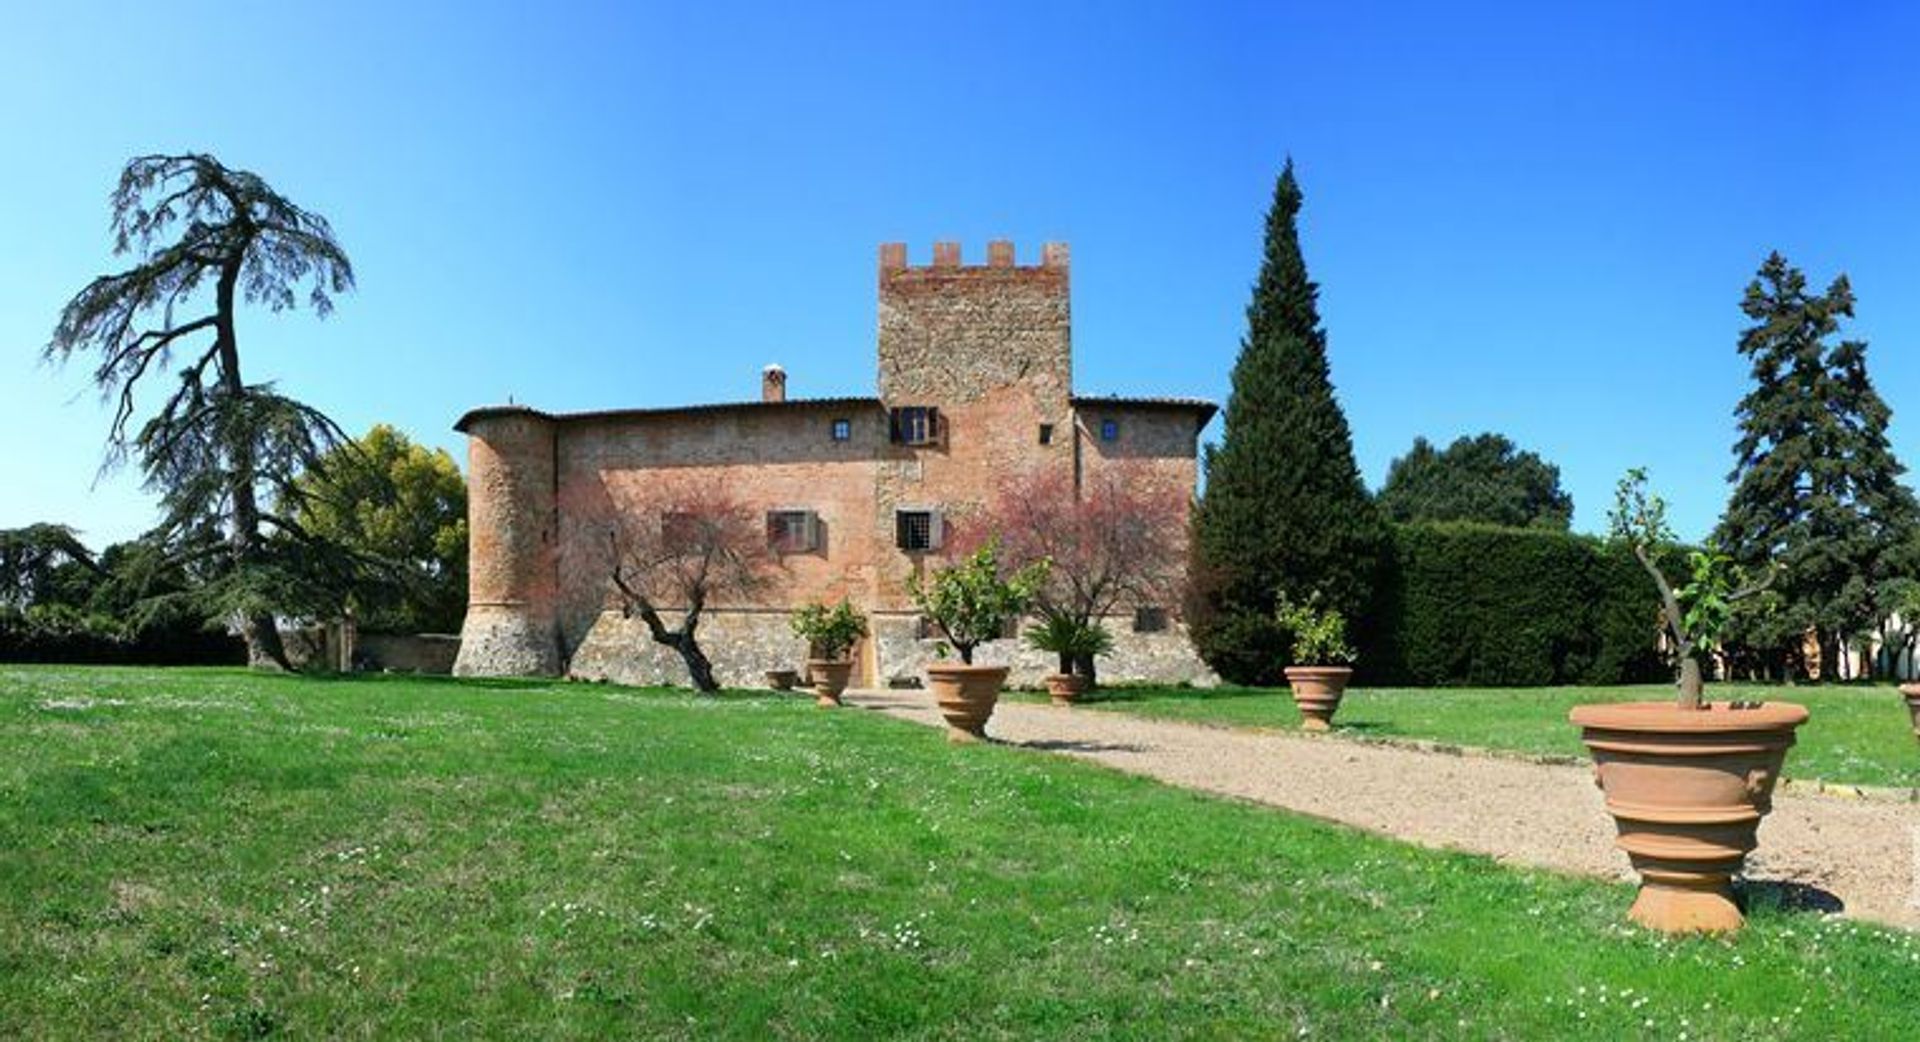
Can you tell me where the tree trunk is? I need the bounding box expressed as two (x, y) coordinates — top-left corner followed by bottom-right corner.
(1056, 650), (1072, 675)
(956, 642), (975, 665)
(212, 251), (293, 673)
(672, 634), (719, 694)
(1677, 654), (1705, 708)
(1075, 651), (1099, 690)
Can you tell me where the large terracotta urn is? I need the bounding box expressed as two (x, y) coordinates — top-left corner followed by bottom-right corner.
(1901, 683), (1920, 743)
(1044, 673), (1087, 707)
(809, 659), (854, 708)
(1283, 666), (1352, 731)
(1570, 700), (1808, 933)
(927, 663), (1009, 743)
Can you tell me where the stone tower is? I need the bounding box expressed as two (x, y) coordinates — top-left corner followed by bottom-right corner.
(451, 407), (562, 676)
(876, 240), (1071, 410)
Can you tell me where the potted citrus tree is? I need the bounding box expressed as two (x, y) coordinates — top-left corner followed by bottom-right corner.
(909, 540), (1047, 742)
(790, 599), (867, 708)
(1024, 610), (1113, 706)
(1277, 593), (1356, 730)
(1570, 469), (1801, 933)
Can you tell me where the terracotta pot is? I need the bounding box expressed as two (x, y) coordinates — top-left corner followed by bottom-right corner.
(1901, 683), (1920, 744)
(809, 659), (854, 708)
(927, 663), (1009, 743)
(1044, 673), (1087, 707)
(1569, 700), (1808, 933)
(764, 669), (799, 692)
(1283, 666), (1351, 731)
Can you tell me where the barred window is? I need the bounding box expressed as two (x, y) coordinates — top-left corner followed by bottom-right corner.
(830, 418), (851, 442)
(895, 508), (941, 552)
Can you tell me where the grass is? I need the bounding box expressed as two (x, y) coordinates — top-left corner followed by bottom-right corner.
(1041, 682), (1920, 788)
(2, 666), (1917, 1039)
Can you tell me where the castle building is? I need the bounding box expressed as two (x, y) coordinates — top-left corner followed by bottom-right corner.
(452, 241), (1218, 687)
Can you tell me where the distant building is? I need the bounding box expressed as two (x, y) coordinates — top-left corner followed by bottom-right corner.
(452, 241), (1218, 687)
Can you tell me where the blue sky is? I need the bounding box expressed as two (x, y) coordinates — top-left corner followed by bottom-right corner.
(5, 1), (1919, 547)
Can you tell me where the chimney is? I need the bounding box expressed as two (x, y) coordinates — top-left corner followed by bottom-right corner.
(762, 364), (787, 403)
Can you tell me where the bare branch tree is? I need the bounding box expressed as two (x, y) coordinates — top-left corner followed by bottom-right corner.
(977, 470), (1187, 685)
(605, 479), (781, 693)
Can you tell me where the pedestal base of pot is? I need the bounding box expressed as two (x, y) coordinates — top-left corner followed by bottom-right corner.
(928, 664), (1008, 742)
(1570, 700), (1808, 934)
(1045, 673), (1087, 707)
(765, 669), (799, 692)
(809, 659), (853, 709)
(1284, 666), (1352, 731)
(1901, 683), (1920, 744)
(1628, 877), (1743, 933)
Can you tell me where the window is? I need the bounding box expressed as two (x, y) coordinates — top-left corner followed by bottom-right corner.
(766, 510), (819, 554)
(830, 418), (851, 442)
(1038, 423), (1054, 445)
(1100, 419), (1120, 442)
(1133, 606), (1168, 633)
(895, 508), (942, 552)
(889, 406), (940, 446)
(660, 512), (703, 551)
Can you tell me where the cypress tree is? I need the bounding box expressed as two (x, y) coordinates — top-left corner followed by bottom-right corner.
(1186, 160), (1386, 685)
(1716, 253), (1920, 678)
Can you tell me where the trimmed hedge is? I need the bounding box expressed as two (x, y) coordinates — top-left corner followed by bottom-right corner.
(0, 607), (244, 666)
(1363, 523), (1668, 687)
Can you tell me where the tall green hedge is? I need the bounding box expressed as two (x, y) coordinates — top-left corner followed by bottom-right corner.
(1363, 523), (1668, 687)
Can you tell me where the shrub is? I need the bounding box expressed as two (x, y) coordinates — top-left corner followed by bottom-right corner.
(909, 540), (1048, 665)
(790, 599), (868, 661)
(1275, 593), (1356, 666)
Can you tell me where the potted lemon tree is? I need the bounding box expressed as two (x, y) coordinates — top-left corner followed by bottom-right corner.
(1277, 593), (1356, 730)
(909, 540), (1047, 742)
(1570, 469), (1800, 933)
(790, 599), (867, 708)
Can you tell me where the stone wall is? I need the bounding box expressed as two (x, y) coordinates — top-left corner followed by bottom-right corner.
(568, 607), (1217, 690)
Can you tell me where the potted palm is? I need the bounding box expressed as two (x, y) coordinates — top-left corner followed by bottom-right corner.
(790, 599), (867, 708)
(1570, 470), (1801, 933)
(1024, 610), (1113, 706)
(909, 540), (1047, 742)
(1277, 593), (1357, 730)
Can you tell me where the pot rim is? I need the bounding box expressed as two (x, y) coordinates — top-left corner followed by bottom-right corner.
(1283, 665), (1354, 677)
(927, 662), (1011, 679)
(806, 657), (854, 668)
(1569, 700), (1808, 732)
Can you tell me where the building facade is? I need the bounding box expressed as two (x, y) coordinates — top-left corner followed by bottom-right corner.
(452, 241), (1218, 688)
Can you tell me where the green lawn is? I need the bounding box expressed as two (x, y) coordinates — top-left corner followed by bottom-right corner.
(3, 667), (1918, 1040)
(1049, 682), (1920, 788)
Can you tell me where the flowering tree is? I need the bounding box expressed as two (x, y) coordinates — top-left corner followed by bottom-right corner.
(980, 470), (1186, 684)
(606, 479), (780, 692)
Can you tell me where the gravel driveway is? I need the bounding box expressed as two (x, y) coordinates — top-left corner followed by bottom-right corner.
(844, 689), (1920, 931)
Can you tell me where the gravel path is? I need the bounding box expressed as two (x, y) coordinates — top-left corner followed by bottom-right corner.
(844, 689), (1920, 931)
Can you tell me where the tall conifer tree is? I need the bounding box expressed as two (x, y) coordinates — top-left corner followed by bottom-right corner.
(1717, 253), (1919, 678)
(1186, 160), (1385, 684)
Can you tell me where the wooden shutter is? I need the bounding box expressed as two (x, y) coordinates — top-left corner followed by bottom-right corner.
(926, 407), (941, 446)
(928, 509), (945, 550)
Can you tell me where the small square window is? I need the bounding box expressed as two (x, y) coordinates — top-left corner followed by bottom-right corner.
(1133, 606), (1168, 633)
(890, 406), (940, 446)
(766, 510), (819, 553)
(1100, 419), (1120, 442)
(1038, 423), (1054, 445)
(831, 418), (851, 441)
(895, 508), (941, 552)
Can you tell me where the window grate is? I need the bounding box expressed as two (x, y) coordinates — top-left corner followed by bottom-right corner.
(895, 509), (939, 552)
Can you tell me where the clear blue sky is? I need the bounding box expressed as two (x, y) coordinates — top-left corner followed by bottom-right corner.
(6, 1), (1919, 548)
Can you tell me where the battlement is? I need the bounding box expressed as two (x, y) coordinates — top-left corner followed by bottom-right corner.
(879, 240), (1069, 273)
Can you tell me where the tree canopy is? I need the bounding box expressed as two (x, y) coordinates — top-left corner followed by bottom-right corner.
(1186, 160), (1386, 685)
(1377, 433), (1573, 530)
(44, 154), (354, 668)
(289, 425), (469, 634)
(1715, 253), (1920, 679)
